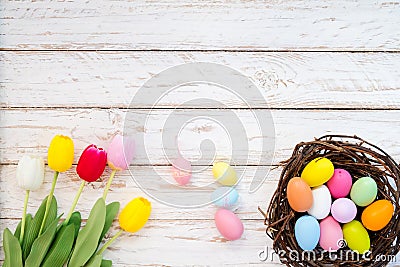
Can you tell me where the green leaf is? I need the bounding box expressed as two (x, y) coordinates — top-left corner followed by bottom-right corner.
(44, 195), (58, 230)
(41, 224), (75, 267)
(14, 214), (33, 246)
(24, 215), (61, 267)
(99, 202), (120, 245)
(84, 254), (102, 267)
(22, 195), (57, 260)
(68, 198), (106, 267)
(69, 211), (82, 238)
(3, 228), (23, 267)
(14, 220), (22, 240)
(100, 259), (112, 267)
(63, 212), (82, 265)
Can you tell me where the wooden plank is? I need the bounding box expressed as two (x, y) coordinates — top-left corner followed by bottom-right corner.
(1, 109), (399, 165)
(0, 165), (277, 220)
(1, 51), (399, 109)
(0, 218), (278, 266)
(1, 1), (399, 51)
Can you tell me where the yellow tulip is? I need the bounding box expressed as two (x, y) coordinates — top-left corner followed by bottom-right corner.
(97, 197), (152, 256)
(119, 197), (151, 233)
(47, 135), (74, 172)
(40, 135), (74, 235)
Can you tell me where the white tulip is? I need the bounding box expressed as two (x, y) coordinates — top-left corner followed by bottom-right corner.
(16, 155), (45, 191)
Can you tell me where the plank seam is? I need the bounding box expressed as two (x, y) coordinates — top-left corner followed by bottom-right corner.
(0, 49), (400, 53)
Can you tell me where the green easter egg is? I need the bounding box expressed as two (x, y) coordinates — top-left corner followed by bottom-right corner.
(350, 177), (377, 207)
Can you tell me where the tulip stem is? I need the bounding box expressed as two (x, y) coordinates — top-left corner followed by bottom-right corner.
(103, 170), (117, 200)
(39, 171), (59, 236)
(97, 229), (123, 255)
(64, 180), (86, 225)
(19, 190), (30, 244)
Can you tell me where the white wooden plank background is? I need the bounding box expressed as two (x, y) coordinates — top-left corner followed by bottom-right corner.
(1, 0), (399, 51)
(1, 52), (399, 109)
(1, 109), (400, 165)
(1, 0), (400, 266)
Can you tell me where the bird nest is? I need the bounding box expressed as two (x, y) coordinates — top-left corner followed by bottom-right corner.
(260, 135), (400, 267)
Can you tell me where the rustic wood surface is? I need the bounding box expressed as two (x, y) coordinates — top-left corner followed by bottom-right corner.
(1, 52), (399, 109)
(1, 0), (399, 51)
(1, 0), (399, 266)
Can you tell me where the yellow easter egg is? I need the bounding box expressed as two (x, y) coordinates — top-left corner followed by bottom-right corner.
(301, 157), (334, 187)
(343, 220), (370, 254)
(212, 162), (238, 186)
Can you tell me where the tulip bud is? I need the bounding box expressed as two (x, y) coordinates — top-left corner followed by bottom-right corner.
(76, 144), (107, 182)
(119, 197), (151, 233)
(48, 135), (74, 172)
(16, 155), (45, 191)
(107, 134), (135, 171)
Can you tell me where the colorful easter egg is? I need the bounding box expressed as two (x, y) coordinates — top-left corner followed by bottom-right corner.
(214, 209), (244, 241)
(350, 177), (377, 207)
(171, 157), (192, 185)
(319, 216), (343, 251)
(343, 220), (370, 254)
(212, 162), (238, 186)
(211, 187), (239, 209)
(301, 157), (334, 187)
(331, 198), (357, 223)
(361, 200), (394, 231)
(307, 185), (331, 220)
(287, 177), (313, 212)
(294, 215), (320, 251)
(327, 169), (352, 199)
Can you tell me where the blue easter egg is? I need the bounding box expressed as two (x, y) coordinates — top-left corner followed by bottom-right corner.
(295, 215), (320, 251)
(211, 187), (239, 208)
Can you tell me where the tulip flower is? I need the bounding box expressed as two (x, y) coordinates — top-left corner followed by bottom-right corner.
(40, 135), (74, 235)
(47, 135), (74, 173)
(97, 197), (151, 255)
(103, 134), (135, 200)
(16, 155), (45, 244)
(118, 197), (151, 233)
(76, 145), (107, 183)
(64, 144), (107, 225)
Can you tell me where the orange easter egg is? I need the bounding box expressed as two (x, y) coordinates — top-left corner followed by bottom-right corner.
(361, 200), (394, 231)
(287, 177), (313, 212)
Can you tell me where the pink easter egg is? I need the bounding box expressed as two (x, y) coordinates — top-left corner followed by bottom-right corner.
(214, 209), (244, 241)
(171, 157), (192, 185)
(327, 169), (352, 199)
(319, 216), (343, 251)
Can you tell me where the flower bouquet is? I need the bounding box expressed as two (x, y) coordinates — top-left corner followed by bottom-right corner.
(2, 134), (151, 267)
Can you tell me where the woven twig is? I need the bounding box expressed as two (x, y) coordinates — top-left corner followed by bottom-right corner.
(261, 135), (400, 267)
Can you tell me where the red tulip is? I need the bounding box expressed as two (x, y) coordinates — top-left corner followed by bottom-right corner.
(76, 144), (107, 182)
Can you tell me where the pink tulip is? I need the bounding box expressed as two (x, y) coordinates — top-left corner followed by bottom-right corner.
(107, 134), (135, 171)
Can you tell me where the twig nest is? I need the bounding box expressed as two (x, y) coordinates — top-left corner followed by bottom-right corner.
(261, 135), (400, 267)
